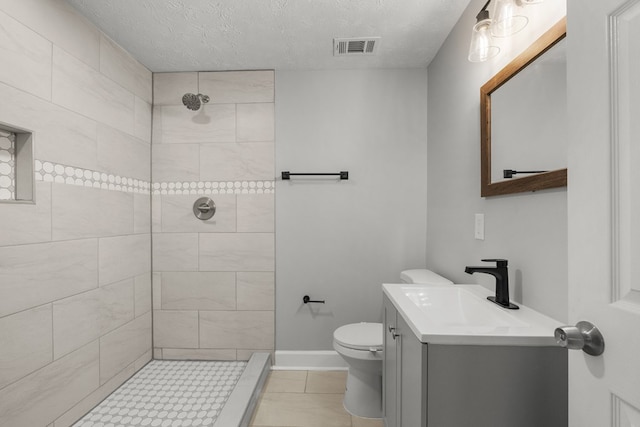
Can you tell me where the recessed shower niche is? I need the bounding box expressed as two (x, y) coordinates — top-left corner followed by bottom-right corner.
(0, 123), (34, 203)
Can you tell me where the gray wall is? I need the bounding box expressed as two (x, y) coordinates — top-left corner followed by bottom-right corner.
(426, 0), (568, 322)
(0, 1), (152, 425)
(275, 69), (429, 351)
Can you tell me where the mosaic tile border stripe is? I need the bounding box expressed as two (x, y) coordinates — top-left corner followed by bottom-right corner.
(152, 180), (275, 195)
(0, 131), (16, 200)
(32, 160), (275, 196)
(35, 160), (151, 194)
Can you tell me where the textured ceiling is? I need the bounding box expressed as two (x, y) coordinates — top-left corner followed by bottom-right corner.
(65, 0), (471, 72)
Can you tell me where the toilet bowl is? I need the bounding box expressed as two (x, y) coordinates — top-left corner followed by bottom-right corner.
(333, 322), (383, 418)
(333, 269), (452, 419)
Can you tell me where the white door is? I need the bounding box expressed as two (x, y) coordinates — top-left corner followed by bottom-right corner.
(567, 0), (640, 425)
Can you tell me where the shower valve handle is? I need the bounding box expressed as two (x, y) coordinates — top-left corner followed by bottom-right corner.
(193, 197), (216, 220)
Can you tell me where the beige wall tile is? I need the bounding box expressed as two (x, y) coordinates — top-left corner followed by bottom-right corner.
(0, 0), (100, 69)
(199, 142), (275, 181)
(199, 233), (274, 271)
(199, 71), (274, 104)
(0, 305), (53, 389)
(99, 312), (151, 384)
(157, 104), (235, 144)
(153, 348), (163, 359)
(0, 341), (99, 427)
(161, 271), (236, 310)
(52, 47), (135, 135)
(153, 310), (198, 349)
(200, 311), (274, 349)
(53, 294), (100, 359)
(237, 193), (274, 232)
(152, 232), (198, 272)
(161, 348), (236, 361)
(153, 72), (198, 106)
(152, 194), (162, 232)
(97, 124), (150, 180)
(35, 108), (99, 170)
(152, 273), (162, 310)
(0, 84), (99, 171)
(52, 184), (134, 240)
(134, 272), (151, 317)
(134, 96), (152, 143)
(0, 182), (52, 247)
(237, 272), (275, 311)
(53, 279), (134, 359)
(53, 362), (135, 427)
(99, 34), (152, 103)
(134, 350), (152, 371)
(99, 234), (150, 285)
(0, 10), (52, 100)
(0, 239), (98, 317)
(151, 105), (162, 144)
(237, 103), (275, 142)
(263, 371), (307, 393)
(134, 193), (150, 234)
(161, 194), (236, 233)
(152, 143), (200, 182)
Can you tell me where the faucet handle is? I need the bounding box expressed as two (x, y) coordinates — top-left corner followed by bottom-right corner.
(481, 259), (508, 267)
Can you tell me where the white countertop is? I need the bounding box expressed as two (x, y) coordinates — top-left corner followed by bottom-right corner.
(383, 283), (562, 346)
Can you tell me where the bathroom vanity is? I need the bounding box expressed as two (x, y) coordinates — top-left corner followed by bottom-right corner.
(382, 284), (567, 427)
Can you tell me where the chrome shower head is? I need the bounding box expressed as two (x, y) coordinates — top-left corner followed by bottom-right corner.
(182, 93), (210, 111)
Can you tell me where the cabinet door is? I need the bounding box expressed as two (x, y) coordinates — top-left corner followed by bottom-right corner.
(397, 313), (427, 427)
(383, 296), (399, 427)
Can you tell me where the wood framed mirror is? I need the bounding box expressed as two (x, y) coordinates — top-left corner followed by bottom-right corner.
(480, 17), (567, 197)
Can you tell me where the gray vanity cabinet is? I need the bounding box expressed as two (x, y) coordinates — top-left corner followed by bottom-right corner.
(383, 295), (427, 427)
(382, 294), (568, 427)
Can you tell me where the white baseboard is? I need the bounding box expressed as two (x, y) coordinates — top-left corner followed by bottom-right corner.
(273, 351), (348, 371)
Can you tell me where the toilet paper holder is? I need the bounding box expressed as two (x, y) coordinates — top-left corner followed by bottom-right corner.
(303, 295), (325, 304)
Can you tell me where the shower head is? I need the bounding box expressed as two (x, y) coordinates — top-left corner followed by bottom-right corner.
(182, 93), (210, 111)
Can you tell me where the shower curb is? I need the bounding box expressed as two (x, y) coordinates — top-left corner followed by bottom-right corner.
(213, 352), (271, 427)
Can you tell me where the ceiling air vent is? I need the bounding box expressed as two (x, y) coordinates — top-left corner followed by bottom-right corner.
(334, 37), (380, 56)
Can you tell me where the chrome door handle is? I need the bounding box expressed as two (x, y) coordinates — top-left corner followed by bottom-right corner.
(554, 321), (605, 356)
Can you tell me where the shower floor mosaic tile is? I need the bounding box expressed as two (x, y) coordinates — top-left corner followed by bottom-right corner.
(73, 360), (247, 427)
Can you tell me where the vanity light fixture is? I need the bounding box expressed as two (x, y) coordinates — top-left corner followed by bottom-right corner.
(468, 0), (543, 62)
(491, 0), (528, 37)
(468, 0), (500, 62)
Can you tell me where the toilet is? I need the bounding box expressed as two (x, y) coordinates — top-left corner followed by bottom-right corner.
(333, 269), (453, 418)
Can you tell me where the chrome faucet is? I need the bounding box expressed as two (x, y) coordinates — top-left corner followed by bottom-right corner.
(464, 259), (519, 309)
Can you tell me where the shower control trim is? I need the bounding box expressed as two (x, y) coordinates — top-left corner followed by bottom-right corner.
(193, 197), (216, 220)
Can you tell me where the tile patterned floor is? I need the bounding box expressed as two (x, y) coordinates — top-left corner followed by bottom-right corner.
(250, 370), (384, 427)
(73, 360), (246, 427)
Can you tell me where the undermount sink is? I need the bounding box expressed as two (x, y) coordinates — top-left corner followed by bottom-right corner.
(382, 283), (560, 346)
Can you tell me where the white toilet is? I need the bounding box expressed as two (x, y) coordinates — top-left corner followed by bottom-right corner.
(333, 269), (452, 418)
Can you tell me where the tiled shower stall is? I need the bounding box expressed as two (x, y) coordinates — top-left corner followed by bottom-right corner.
(0, 1), (274, 425)
(151, 71), (275, 360)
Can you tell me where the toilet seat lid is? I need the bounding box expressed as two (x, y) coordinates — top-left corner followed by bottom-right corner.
(334, 322), (383, 351)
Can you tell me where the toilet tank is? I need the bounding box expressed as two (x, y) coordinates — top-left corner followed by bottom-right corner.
(400, 269), (453, 285)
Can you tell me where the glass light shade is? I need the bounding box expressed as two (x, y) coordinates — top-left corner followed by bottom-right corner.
(468, 20), (500, 62)
(491, 0), (528, 37)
